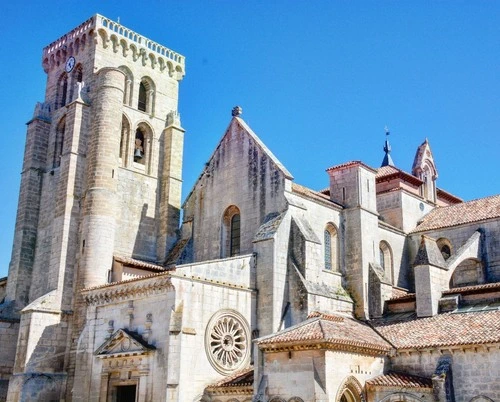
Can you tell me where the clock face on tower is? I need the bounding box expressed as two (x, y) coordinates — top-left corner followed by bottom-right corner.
(65, 56), (75, 73)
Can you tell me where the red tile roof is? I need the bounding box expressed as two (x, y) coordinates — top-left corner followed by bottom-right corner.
(257, 312), (391, 354)
(391, 287), (410, 299)
(207, 367), (254, 389)
(442, 282), (500, 296)
(366, 372), (432, 389)
(376, 165), (423, 186)
(373, 310), (500, 349)
(412, 194), (500, 232)
(292, 183), (343, 208)
(326, 160), (377, 173)
(114, 255), (165, 271)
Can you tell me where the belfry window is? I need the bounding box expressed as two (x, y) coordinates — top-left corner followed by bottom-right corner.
(134, 128), (145, 164)
(138, 82), (147, 112)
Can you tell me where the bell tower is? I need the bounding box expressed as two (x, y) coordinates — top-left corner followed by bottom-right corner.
(2, 15), (185, 401)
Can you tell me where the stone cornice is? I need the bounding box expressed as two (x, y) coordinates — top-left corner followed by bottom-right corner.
(258, 339), (390, 357)
(82, 273), (173, 306)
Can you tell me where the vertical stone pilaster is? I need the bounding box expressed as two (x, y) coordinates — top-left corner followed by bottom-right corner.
(5, 115), (50, 313)
(157, 113), (185, 263)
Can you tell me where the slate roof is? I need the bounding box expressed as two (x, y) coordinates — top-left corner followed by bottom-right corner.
(257, 312), (391, 354)
(366, 372), (432, 389)
(373, 310), (500, 349)
(412, 194), (500, 232)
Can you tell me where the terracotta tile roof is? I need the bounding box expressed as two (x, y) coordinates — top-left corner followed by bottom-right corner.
(443, 282), (500, 296)
(366, 372), (432, 389)
(292, 183), (343, 208)
(114, 255), (165, 271)
(387, 293), (415, 302)
(257, 312), (391, 354)
(373, 310), (500, 349)
(376, 165), (423, 186)
(391, 287), (410, 299)
(326, 160), (377, 173)
(208, 367), (253, 389)
(436, 188), (463, 204)
(412, 194), (500, 232)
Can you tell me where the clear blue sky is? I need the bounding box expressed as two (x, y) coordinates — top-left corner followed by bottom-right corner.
(1, 1), (499, 277)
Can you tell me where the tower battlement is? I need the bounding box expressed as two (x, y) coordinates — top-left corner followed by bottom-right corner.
(42, 14), (185, 79)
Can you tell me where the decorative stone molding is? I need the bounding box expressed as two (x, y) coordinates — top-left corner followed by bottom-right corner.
(205, 310), (251, 375)
(82, 273), (174, 305)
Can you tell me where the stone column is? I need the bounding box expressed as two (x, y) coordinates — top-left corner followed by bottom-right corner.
(79, 67), (125, 288)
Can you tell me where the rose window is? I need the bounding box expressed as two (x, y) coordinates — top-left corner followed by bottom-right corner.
(205, 310), (250, 374)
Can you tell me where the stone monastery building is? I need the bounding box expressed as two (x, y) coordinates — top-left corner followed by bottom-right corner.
(1, 14), (499, 402)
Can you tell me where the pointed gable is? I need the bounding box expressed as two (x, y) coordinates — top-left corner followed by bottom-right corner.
(412, 138), (438, 179)
(95, 328), (155, 358)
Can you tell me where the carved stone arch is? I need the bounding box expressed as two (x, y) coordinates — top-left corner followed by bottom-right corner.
(81, 32), (88, 49)
(378, 392), (426, 402)
(97, 28), (109, 48)
(436, 237), (453, 260)
(149, 53), (157, 68)
(227, 399), (240, 402)
(158, 57), (166, 71)
(110, 34), (120, 53)
(118, 65), (134, 106)
(269, 398), (286, 402)
(450, 257), (485, 288)
(120, 38), (128, 57)
(336, 375), (364, 402)
(288, 398), (305, 402)
(167, 61), (174, 76)
(470, 396), (495, 402)
(119, 114), (132, 166)
(74, 37), (80, 54)
(221, 205), (241, 258)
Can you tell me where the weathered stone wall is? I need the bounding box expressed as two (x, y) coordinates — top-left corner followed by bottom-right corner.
(390, 347), (500, 402)
(183, 118), (289, 263)
(409, 219), (500, 284)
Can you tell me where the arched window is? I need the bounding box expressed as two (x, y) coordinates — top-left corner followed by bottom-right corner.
(437, 238), (452, 260)
(222, 206), (241, 258)
(379, 241), (393, 284)
(53, 117), (66, 168)
(69, 64), (83, 102)
(57, 73), (68, 109)
(324, 223), (339, 272)
(137, 77), (155, 114)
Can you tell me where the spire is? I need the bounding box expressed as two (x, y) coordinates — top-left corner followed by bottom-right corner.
(381, 126), (395, 167)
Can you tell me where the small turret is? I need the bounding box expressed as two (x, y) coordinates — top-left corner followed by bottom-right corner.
(380, 126), (395, 167)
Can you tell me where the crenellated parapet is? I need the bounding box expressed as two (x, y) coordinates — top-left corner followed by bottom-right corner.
(42, 14), (185, 80)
